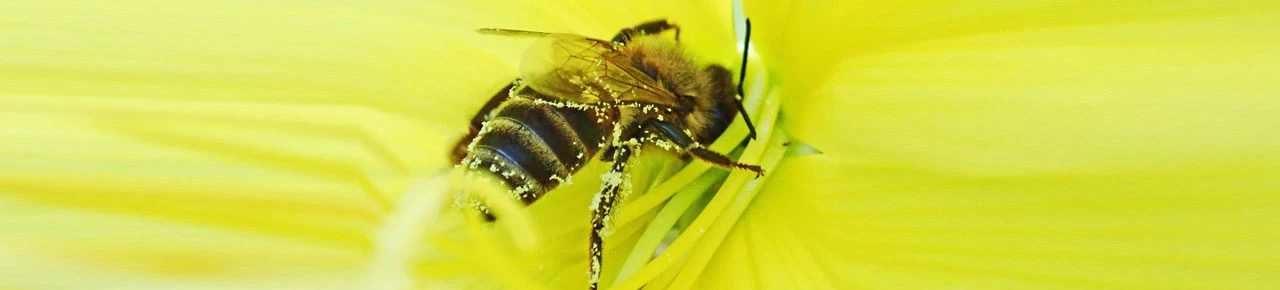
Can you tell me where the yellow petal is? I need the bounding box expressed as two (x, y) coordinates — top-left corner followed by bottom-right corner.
(0, 97), (408, 288)
(2, 1), (515, 128)
(0, 0), (514, 288)
(740, 0), (854, 121)
(703, 153), (1280, 289)
(768, 1), (1280, 157)
(703, 1), (1280, 289)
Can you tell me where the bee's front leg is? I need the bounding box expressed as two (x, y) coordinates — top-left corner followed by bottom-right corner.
(588, 145), (635, 290)
(646, 119), (765, 178)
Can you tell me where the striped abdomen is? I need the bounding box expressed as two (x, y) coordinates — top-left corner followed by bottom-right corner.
(457, 88), (614, 204)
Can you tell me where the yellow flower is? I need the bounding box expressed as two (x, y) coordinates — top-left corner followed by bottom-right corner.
(4, 1), (1280, 290)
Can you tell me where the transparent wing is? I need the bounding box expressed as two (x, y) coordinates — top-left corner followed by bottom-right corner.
(517, 34), (679, 107)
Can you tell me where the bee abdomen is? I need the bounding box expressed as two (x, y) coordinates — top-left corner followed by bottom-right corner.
(464, 97), (608, 204)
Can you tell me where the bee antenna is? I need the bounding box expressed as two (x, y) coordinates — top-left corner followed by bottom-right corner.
(735, 19), (758, 140)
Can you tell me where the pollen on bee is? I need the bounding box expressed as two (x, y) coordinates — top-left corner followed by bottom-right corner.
(591, 170), (625, 212)
(599, 171), (624, 188)
(589, 254), (602, 285)
(512, 184), (532, 196)
(549, 174), (570, 185)
(654, 139), (676, 151)
(599, 171), (631, 238)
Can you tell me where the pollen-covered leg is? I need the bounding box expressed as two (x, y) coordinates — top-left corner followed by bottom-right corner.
(588, 145), (634, 290)
(688, 145), (764, 178)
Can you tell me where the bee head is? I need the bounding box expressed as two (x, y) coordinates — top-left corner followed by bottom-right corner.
(625, 36), (738, 144)
(688, 65), (738, 144)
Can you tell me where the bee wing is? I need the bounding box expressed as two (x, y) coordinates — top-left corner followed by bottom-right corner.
(518, 34), (679, 107)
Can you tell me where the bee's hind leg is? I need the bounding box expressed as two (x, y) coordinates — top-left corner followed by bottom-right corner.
(588, 145), (636, 290)
(612, 19), (682, 44)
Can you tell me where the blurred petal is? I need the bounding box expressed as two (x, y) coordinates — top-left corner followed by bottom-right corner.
(770, 1), (1280, 156)
(1, 0), (515, 128)
(0, 97), (426, 289)
(0, 0), (515, 288)
(705, 1), (1280, 289)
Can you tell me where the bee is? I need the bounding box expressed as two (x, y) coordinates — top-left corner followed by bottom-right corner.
(450, 19), (762, 289)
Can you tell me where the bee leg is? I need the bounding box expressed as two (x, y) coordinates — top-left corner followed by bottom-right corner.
(600, 121), (647, 162)
(648, 119), (765, 178)
(687, 146), (764, 178)
(611, 19), (682, 44)
(599, 146), (617, 162)
(588, 145), (635, 290)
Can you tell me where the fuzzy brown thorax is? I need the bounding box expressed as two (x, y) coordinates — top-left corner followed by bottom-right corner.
(620, 35), (737, 145)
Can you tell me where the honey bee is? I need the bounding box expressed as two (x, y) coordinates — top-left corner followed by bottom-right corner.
(451, 19), (761, 289)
